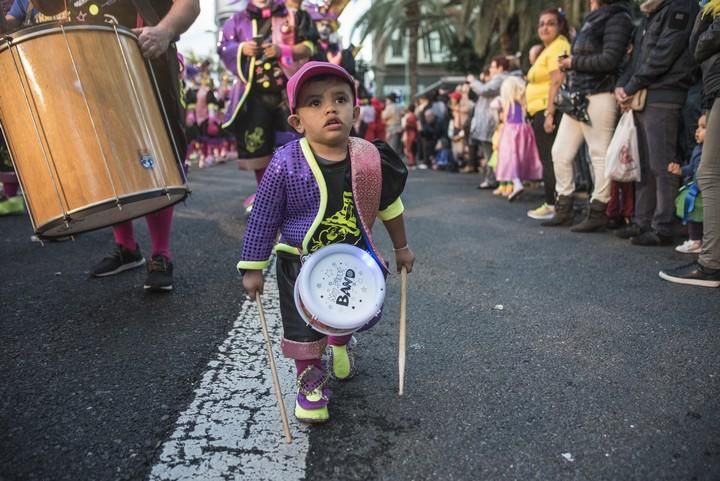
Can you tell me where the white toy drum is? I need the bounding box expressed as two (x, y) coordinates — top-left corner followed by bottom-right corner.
(294, 244), (386, 335)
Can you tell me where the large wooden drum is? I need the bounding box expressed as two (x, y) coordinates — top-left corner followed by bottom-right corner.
(0, 24), (189, 238)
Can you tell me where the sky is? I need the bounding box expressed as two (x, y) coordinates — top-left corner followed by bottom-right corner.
(176, 0), (372, 60)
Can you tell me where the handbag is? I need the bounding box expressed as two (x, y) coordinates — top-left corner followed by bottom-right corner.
(555, 84), (591, 124)
(630, 88), (647, 112)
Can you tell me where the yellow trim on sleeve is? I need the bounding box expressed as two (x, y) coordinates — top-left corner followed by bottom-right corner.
(299, 138), (327, 254)
(223, 21), (257, 130)
(237, 42), (249, 84)
(274, 243), (302, 255)
(238, 20), (258, 84)
(301, 40), (315, 56)
(237, 259), (271, 272)
(378, 197), (404, 221)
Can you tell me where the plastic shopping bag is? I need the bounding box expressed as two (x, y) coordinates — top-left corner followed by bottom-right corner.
(605, 111), (641, 183)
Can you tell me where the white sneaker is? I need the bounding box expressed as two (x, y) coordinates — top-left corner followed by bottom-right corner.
(675, 240), (702, 254)
(417, 164), (429, 170)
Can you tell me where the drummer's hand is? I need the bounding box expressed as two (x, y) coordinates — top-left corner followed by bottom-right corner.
(133, 25), (174, 60)
(262, 43), (281, 59)
(242, 42), (263, 58)
(242, 269), (265, 298)
(394, 247), (415, 274)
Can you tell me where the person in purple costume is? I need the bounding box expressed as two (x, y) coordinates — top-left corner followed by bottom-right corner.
(218, 0), (317, 186)
(239, 62), (415, 424)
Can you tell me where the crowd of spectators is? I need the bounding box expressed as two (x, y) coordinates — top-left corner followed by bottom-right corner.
(361, 0), (720, 288)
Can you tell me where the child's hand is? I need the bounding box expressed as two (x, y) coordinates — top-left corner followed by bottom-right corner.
(668, 162), (682, 176)
(543, 114), (555, 134)
(558, 54), (572, 72)
(242, 270), (265, 299)
(393, 246), (415, 274)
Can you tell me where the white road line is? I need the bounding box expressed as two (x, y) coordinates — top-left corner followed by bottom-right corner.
(149, 258), (309, 481)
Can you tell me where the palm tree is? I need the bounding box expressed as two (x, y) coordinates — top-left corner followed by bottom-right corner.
(352, 0), (596, 98)
(353, 0), (459, 99)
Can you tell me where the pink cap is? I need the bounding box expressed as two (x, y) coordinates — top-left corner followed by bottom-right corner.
(286, 61), (358, 114)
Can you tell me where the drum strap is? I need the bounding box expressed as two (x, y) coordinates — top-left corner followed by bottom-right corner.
(130, 0), (160, 26)
(256, 18), (274, 45)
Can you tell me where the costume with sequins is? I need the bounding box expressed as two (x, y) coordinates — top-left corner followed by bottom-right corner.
(237, 136), (407, 359)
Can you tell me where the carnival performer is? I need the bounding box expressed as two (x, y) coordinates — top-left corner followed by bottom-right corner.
(61, 0), (199, 292)
(239, 62), (415, 423)
(195, 76), (222, 167)
(218, 0), (316, 186)
(182, 66), (203, 166)
(306, 1), (356, 74)
(216, 73), (239, 163)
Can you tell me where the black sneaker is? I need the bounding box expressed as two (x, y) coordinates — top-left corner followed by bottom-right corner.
(630, 231), (673, 246)
(144, 255), (173, 292)
(615, 222), (644, 239)
(90, 244), (145, 277)
(659, 261), (720, 288)
(606, 217), (628, 230)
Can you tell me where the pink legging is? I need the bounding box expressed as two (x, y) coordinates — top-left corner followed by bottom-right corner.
(112, 205), (173, 259)
(294, 335), (352, 376)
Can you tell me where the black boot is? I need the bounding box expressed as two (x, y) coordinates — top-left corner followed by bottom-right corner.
(570, 199), (608, 233)
(541, 195), (574, 227)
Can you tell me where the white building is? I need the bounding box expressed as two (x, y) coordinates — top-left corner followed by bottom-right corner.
(215, 0), (248, 27)
(372, 29), (463, 100)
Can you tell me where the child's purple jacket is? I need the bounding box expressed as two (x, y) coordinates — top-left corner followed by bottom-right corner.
(237, 137), (407, 273)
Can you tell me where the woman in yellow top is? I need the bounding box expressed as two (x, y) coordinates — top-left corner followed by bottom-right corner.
(525, 8), (571, 220)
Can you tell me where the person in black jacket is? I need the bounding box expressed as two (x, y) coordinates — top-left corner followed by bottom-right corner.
(660, 3), (720, 287)
(615, 0), (700, 246)
(541, 0), (633, 232)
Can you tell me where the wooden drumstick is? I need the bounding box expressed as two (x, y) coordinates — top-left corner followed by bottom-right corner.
(256, 292), (293, 443)
(398, 266), (408, 396)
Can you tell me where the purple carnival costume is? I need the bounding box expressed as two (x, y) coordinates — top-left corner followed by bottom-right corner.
(305, 2), (357, 76)
(237, 137), (407, 360)
(217, 0), (317, 169)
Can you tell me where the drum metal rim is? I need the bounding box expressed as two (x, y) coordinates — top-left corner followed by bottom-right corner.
(295, 244), (385, 330)
(0, 23), (137, 53)
(34, 186), (189, 239)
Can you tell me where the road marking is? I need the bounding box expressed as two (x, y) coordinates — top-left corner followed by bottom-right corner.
(149, 258), (308, 481)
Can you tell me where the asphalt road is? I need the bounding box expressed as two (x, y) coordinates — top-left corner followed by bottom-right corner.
(1, 161), (719, 481)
